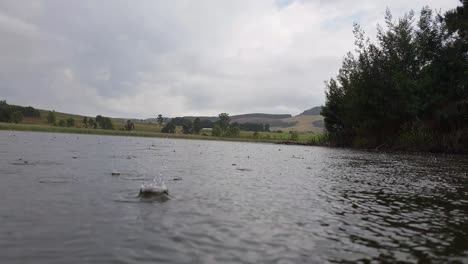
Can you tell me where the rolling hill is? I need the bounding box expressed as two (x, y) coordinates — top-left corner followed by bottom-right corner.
(179, 107), (324, 133)
(4, 101), (323, 133)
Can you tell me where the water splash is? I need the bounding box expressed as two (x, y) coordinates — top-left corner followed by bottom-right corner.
(139, 178), (168, 197)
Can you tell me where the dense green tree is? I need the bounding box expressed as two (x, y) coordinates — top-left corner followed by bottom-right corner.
(0, 101), (40, 122)
(161, 122), (176, 133)
(95, 115), (114, 129)
(156, 114), (164, 125)
(88, 118), (97, 129)
(11, 111), (23, 124)
(66, 118), (75, 127)
(182, 123), (192, 134)
(58, 120), (66, 127)
(124, 120), (135, 131)
(83, 117), (88, 128)
(193, 117), (201, 134)
(218, 113), (230, 132)
(212, 124), (222, 137)
(46, 111), (56, 124)
(321, 3), (468, 153)
(227, 123), (240, 137)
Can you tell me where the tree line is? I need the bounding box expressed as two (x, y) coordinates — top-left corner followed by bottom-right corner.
(163, 116), (270, 133)
(160, 113), (243, 137)
(0, 100), (40, 123)
(46, 111), (114, 130)
(321, 1), (468, 153)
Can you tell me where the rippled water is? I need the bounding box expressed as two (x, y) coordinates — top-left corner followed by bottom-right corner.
(0, 131), (467, 263)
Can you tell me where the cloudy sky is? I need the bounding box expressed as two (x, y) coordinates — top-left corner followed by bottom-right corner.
(0, 0), (459, 118)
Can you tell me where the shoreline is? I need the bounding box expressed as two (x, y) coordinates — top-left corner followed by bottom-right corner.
(0, 122), (281, 144)
(2, 123), (465, 155)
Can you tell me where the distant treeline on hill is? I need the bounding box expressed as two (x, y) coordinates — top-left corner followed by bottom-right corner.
(321, 3), (468, 153)
(0, 100), (40, 123)
(169, 117), (271, 131)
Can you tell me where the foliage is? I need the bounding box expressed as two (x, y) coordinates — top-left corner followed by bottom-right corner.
(193, 118), (201, 134)
(58, 120), (66, 127)
(124, 120), (135, 131)
(156, 114), (164, 125)
(289, 131), (299, 142)
(321, 3), (468, 153)
(217, 113), (230, 132)
(66, 118), (75, 127)
(0, 100), (40, 123)
(210, 113), (242, 137)
(11, 111), (23, 124)
(182, 122), (192, 134)
(308, 133), (329, 146)
(83, 116), (88, 128)
(212, 124), (222, 137)
(47, 111), (56, 124)
(88, 118), (97, 129)
(95, 115), (114, 130)
(226, 123), (240, 137)
(161, 122), (176, 133)
(253, 131), (259, 139)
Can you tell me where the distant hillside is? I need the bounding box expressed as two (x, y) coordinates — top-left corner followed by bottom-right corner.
(6, 101), (324, 133)
(180, 108), (324, 133)
(300, 106), (322, 116)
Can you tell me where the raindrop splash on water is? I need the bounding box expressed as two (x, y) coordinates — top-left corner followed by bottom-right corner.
(139, 178), (169, 197)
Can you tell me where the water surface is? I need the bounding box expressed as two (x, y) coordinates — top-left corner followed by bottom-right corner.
(0, 131), (467, 263)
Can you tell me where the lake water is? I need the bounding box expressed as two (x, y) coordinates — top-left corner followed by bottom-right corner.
(0, 131), (467, 263)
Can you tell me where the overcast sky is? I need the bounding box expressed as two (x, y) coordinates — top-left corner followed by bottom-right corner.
(0, 0), (459, 118)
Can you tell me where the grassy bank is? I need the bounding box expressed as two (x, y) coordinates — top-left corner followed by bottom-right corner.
(1, 122), (321, 144)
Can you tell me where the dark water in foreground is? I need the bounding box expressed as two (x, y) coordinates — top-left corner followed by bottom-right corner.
(0, 131), (467, 263)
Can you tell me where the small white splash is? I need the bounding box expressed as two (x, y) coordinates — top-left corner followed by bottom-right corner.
(139, 178), (168, 196)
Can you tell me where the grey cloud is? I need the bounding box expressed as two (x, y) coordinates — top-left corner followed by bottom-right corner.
(0, 0), (460, 118)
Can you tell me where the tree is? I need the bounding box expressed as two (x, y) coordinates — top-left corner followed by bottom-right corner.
(47, 111), (56, 124)
(66, 118), (75, 127)
(156, 114), (164, 125)
(11, 111), (23, 124)
(95, 115), (114, 129)
(58, 120), (66, 127)
(212, 124), (222, 137)
(83, 117), (88, 128)
(101, 117), (114, 129)
(218, 113), (230, 132)
(96, 115), (103, 127)
(182, 124), (192, 134)
(264, 123), (270, 132)
(321, 3), (468, 153)
(124, 120), (135, 131)
(227, 123), (240, 137)
(193, 117), (201, 134)
(88, 118), (97, 129)
(161, 122), (176, 133)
